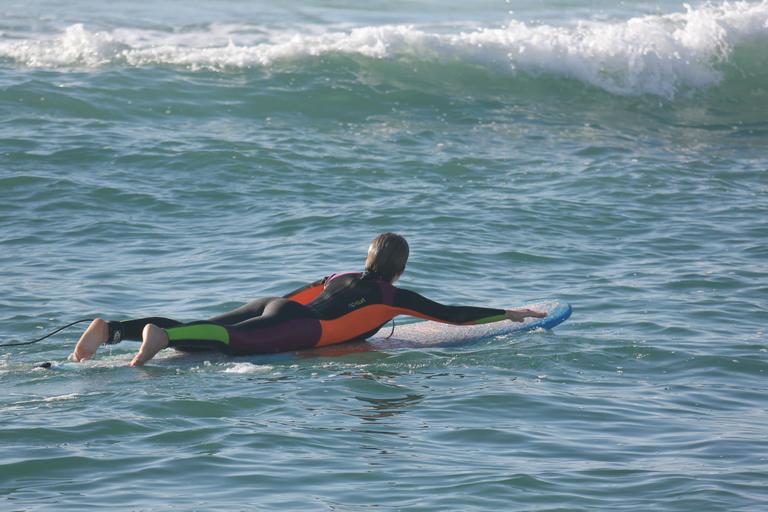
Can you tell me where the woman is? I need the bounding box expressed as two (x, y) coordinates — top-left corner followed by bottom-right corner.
(73, 233), (545, 366)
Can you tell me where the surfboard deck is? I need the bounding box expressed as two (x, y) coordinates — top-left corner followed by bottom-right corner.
(365, 299), (572, 349)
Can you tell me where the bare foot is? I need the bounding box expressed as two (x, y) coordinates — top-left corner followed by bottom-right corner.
(73, 318), (108, 362)
(130, 324), (169, 366)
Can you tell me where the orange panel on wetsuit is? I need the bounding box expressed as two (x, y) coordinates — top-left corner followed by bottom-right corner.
(308, 272), (507, 347)
(283, 279), (326, 305)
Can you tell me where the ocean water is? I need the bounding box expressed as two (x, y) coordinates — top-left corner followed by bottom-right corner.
(1, 0), (767, 509)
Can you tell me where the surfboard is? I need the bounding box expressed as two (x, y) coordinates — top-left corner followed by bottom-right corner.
(365, 299), (572, 349)
(35, 300), (571, 369)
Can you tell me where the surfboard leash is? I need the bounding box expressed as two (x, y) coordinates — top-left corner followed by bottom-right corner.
(385, 318), (395, 339)
(0, 319), (94, 348)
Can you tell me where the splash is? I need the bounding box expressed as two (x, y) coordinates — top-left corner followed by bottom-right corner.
(1, 1), (766, 97)
(3, 23), (129, 67)
(223, 362), (274, 374)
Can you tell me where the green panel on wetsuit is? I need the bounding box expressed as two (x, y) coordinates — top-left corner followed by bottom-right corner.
(166, 324), (230, 344)
(472, 314), (507, 325)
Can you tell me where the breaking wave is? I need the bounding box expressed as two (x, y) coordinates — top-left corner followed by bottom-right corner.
(1, 1), (767, 98)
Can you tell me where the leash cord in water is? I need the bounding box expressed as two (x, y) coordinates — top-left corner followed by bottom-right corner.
(0, 319), (94, 348)
(385, 318), (395, 339)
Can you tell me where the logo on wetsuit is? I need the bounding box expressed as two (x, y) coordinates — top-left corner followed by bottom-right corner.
(348, 298), (367, 310)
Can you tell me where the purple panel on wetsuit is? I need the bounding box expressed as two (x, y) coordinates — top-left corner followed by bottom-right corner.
(379, 280), (395, 305)
(326, 271), (359, 283)
(227, 318), (322, 355)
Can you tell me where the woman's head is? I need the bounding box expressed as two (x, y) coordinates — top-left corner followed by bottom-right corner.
(365, 232), (409, 282)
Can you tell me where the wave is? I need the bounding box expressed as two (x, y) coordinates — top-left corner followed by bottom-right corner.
(1, 1), (767, 98)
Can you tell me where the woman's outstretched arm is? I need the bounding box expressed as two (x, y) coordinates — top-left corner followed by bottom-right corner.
(393, 288), (545, 325)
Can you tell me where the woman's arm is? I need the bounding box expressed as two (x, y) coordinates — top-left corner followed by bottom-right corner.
(504, 308), (547, 322)
(393, 288), (544, 325)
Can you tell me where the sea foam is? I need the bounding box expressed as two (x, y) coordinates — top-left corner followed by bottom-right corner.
(1, 1), (766, 97)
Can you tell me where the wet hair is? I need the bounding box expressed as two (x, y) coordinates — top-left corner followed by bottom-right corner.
(364, 232), (409, 282)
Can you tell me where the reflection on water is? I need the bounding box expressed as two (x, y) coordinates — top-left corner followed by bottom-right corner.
(353, 393), (425, 422)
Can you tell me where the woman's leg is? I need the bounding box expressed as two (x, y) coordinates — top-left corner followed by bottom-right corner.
(73, 297), (277, 363)
(73, 316), (183, 362)
(206, 297), (278, 325)
(225, 299), (321, 355)
(131, 299), (322, 364)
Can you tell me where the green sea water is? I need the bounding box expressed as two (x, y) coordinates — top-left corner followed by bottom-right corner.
(1, 1), (767, 510)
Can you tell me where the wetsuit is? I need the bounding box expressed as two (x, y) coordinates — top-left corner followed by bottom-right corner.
(107, 271), (507, 355)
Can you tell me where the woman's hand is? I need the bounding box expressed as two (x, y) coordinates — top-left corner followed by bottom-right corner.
(505, 308), (547, 322)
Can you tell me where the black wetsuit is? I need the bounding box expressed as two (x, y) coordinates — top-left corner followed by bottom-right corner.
(108, 271), (507, 354)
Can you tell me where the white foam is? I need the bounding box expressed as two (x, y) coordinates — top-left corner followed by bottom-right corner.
(42, 392), (80, 402)
(1, 1), (766, 97)
(223, 362), (274, 374)
(2, 23), (129, 67)
(2, 393), (82, 412)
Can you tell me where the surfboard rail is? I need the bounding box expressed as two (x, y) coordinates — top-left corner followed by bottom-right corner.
(367, 299), (572, 348)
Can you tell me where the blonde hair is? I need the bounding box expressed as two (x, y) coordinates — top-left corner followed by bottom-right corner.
(364, 233), (409, 281)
